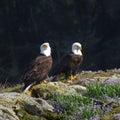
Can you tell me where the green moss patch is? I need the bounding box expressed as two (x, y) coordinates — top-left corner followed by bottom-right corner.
(2, 84), (23, 92)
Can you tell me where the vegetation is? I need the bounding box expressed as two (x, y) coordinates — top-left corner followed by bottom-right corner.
(0, 70), (120, 119)
(51, 82), (120, 119)
(52, 94), (91, 113)
(16, 109), (44, 120)
(1, 0), (120, 84)
(87, 83), (120, 98)
(1, 84), (23, 92)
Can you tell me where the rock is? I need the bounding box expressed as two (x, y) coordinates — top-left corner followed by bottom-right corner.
(102, 76), (120, 85)
(96, 77), (109, 82)
(107, 68), (120, 73)
(70, 85), (87, 94)
(89, 115), (100, 120)
(1, 69), (120, 120)
(0, 92), (54, 120)
(0, 105), (19, 120)
(32, 82), (78, 99)
(112, 113), (120, 120)
(71, 78), (97, 87)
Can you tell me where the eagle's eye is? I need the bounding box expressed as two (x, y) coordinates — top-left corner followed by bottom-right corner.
(43, 44), (48, 49)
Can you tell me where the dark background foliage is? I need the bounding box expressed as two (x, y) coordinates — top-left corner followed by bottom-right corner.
(0, 0), (120, 84)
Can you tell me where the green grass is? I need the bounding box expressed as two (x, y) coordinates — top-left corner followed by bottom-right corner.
(52, 94), (91, 119)
(51, 83), (120, 119)
(87, 83), (120, 98)
(81, 107), (98, 120)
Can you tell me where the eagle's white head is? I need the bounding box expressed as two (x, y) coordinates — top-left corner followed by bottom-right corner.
(40, 42), (51, 56)
(72, 42), (82, 55)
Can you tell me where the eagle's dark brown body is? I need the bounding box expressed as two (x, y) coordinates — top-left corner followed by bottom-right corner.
(22, 54), (52, 89)
(54, 53), (83, 79)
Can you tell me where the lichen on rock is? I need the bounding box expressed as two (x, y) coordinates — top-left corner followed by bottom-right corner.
(0, 105), (19, 120)
(0, 92), (54, 120)
(31, 82), (78, 99)
(0, 69), (120, 120)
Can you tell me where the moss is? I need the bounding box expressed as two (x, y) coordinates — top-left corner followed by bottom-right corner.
(32, 84), (60, 98)
(16, 109), (46, 120)
(2, 85), (23, 92)
(78, 71), (118, 80)
(44, 111), (66, 120)
(102, 107), (120, 120)
(53, 74), (66, 82)
(0, 69), (120, 119)
(31, 81), (81, 98)
(16, 108), (65, 120)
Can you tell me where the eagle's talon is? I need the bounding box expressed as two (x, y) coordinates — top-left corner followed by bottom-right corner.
(70, 75), (74, 80)
(73, 75), (77, 80)
(69, 75), (77, 80)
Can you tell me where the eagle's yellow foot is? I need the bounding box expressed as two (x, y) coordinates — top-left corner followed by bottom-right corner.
(70, 75), (77, 80)
(73, 75), (77, 80)
(70, 75), (74, 80)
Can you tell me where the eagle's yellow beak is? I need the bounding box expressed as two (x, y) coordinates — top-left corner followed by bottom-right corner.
(77, 46), (82, 51)
(80, 46), (82, 51)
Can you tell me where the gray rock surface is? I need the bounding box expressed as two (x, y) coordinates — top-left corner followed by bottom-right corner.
(0, 92), (53, 120)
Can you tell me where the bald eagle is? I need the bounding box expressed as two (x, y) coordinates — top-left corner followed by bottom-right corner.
(53, 42), (83, 80)
(22, 42), (52, 90)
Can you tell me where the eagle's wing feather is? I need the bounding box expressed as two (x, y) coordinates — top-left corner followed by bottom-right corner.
(54, 53), (83, 78)
(22, 55), (52, 88)
(55, 54), (73, 75)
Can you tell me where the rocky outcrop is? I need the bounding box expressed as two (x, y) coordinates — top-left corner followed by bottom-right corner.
(0, 69), (120, 120)
(31, 82), (87, 98)
(1, 1), (120, 84)
(0, 105), (19, 120)
(0, 92), (53, 120)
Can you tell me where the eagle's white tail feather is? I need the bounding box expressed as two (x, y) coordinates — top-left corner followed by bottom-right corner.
(23, 83), (35, 93)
